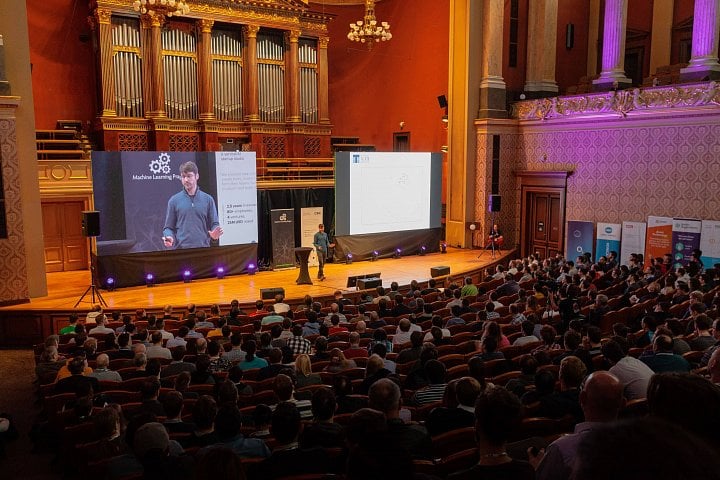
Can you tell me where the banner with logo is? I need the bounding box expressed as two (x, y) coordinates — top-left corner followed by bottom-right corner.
(595, 223), (621, 262)
(301, 207), (323, 266)
(645, 216), (673, 264)
(671, 218), (702, 268)
(700, 220), (720, 268)
(270, 209), (295, 269)
(620, 221), (646, 266)
(566, 221), (595, 260)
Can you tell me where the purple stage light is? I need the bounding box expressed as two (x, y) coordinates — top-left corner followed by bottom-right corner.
(145, 273), (155, 287)
(216, 266), (226, 279)
(247, 263), (257, 275)
(183, 270), (192, 283)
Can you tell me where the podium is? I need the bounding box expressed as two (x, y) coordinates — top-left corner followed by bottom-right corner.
(295, 247), (314, 285)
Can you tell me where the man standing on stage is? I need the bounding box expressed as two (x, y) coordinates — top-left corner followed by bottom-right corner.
(313, 223), (334, 281)
(163, 161), (223, 249)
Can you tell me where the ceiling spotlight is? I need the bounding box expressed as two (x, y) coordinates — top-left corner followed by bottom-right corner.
(216, 266), (226, 279)
(247, 263), (257, 276)
(183, 270), (192, 283)
(371, 250), (379, 262)
(105, 276), (116, 291)
(145, 273), (155, 287)
(346, 253), (354, 265)
(394, 248), (402, 259)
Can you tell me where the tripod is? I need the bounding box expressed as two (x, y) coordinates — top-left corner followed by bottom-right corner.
(477, 212), (499, 260)
(74, 237), (107, 308)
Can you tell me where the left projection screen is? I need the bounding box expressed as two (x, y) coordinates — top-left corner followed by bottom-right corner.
(92, 151), (258, 256)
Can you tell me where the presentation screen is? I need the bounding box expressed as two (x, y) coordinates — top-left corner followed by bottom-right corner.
(92, 151), (258, 256)
(335, 152), (442, 236)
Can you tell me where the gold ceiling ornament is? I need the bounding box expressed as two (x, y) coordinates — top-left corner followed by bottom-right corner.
(132, 0), (190, 20)
(347, 0), (391, 49)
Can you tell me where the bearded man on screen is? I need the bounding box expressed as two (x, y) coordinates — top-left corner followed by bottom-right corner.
(163, 161), (223, 249)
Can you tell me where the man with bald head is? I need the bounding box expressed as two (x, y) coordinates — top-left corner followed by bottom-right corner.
(531, 371), (625, 480)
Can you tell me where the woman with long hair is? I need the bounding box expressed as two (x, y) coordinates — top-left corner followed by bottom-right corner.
(294, 354), (322, 388)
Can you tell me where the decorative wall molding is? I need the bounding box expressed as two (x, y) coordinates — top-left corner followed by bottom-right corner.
(512, 81), (720, 121)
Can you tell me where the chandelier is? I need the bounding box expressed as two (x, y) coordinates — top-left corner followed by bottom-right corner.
(347, 0), (392, 49)
(132, 0), (190, 19)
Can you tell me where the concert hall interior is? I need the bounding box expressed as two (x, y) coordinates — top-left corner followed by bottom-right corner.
(1, 0), (720, 478)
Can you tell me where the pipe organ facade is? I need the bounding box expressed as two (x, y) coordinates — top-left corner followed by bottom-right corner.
(90, 0), (333, 157)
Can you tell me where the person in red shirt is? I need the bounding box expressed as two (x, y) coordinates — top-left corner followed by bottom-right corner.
(344, 332), (369, 360)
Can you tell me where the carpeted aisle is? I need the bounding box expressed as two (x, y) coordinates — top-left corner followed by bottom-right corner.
(0, 349), (59, 479)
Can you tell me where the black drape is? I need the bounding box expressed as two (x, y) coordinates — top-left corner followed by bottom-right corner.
(256, 188), (335, 266)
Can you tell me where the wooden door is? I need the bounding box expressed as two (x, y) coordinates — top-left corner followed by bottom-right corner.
(42, 201), (88, 272)
(525, 191), (563, 259)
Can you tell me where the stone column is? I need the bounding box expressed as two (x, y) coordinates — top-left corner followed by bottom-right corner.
(478, 0), (507, 118)
(141, 15), (166, 117)
(586, 0), (601, 77)
(93, 9), (116, 117)
(524, 0), (559, 97)
(317, 36), (330, 125)
(196, 19), (214, 120)
(681, 0), (720, 81)
(592, 0), (632, 91)
(285, 30), (301, 123)
(649, 0), (673, 76)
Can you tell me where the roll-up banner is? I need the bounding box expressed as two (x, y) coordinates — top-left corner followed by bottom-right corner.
(595, 223), (622, 262)
(270, 209), (296, 269)
(620, 222), (646, 266)
(566, 221), (595, 259)
(645, 216), (673, 263)
(700, 220), (720, 268)
(301, 207), (323, 267)
(671, 218), (702, 268)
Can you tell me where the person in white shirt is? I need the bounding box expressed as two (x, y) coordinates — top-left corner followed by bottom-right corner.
(273, 294), (291, 314)
(86, 304), (104, 325)
(513, 320), (540, 347)
(392, 319), (413, 345)
(88, 353), (122, 382)
(601, 338), (654, 400)
(155, 319), (174, 341)
(88, 314), (115, 336)
(166, 326), (188, 349)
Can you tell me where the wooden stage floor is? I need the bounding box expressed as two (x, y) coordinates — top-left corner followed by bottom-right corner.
(3, 248), (512, 311)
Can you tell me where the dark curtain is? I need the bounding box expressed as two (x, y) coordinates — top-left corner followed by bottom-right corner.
(256, 188), (335, 266)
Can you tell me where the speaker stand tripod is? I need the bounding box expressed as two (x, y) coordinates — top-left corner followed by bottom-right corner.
(74, 237), (108, 308)
(477, 211), (499, 260)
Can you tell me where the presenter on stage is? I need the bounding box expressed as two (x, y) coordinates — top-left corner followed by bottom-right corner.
(163, 161), (223, 249)
(313, 223), (334, 281)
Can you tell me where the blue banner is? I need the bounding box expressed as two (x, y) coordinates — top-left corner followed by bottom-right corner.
(672, 218), (702, 269)
(595, 223), (621, 262)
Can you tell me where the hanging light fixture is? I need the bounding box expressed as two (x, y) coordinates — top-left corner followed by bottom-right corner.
(347, 0), (392, 50)
(132, 0), (190, 20)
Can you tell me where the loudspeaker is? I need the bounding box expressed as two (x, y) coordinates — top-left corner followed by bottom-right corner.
(437, 95), (448, 109)
(565, 23), (575, 49)
(430, 266), (450, 278)
(357, 277), (382, 290)
(260, 287), (285, 300)
(81, 211), (101, 237)
(488, 194), (502, 213)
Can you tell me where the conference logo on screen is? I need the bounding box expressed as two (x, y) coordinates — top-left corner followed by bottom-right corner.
(131, 152), (181, 182)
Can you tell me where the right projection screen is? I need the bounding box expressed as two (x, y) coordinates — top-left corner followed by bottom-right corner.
(335, 152), (442, 236)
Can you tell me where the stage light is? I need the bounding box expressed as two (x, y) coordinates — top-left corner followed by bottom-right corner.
(145, 273), (155, 287)
(394, 248), (402, 259)
(216, 266), (226, 279)
(440, 242), (447, 254)
(183, 270), (192, 283)
(419, 245), (427, 256)
(346, 252), (354, 265)
(105, 276), (116, 291)
(247, 263), (257, 276)
(371, 250), (379, 261)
